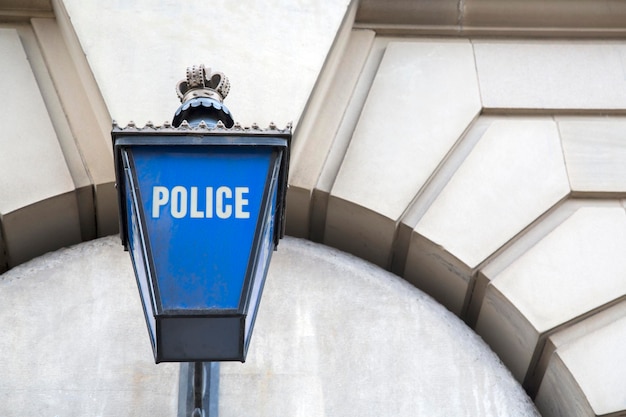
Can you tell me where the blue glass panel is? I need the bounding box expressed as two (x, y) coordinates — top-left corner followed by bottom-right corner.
(243, 157), (280, 348)
(123, 152), (157, 349)
(131, 146), (273, 311)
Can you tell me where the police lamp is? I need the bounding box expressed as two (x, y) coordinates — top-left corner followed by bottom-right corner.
(112, 65), (290, 363)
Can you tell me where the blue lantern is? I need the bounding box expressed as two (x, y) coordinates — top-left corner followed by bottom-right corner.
(112, 65), (290, 363)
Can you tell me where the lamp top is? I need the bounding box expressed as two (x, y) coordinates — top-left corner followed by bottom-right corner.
(171, 64), (235, 128)
(176, 64), (230, 104)
(112, 120), (292, 134)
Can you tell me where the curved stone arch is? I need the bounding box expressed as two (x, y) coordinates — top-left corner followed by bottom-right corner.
(0, 13), (116, 272)
(288, 31), (626, 416)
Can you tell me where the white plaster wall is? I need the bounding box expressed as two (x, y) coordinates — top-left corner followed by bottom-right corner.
(60, 0), (352, 127)
(0, 236), (539, 416)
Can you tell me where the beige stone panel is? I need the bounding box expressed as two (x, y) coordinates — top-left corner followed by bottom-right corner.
(0, 28), (81, 266)
(0, 0), (52, 16)
(324, 197), (396, 267)
(536, 300), (626, 417)
(332, 39), (481, 221)
(3, 193), (81, 267)
(287, 28), (375, 239)
(60, 0), (352, 128)
(0, 28), (74, 212)
(394, 115), (494, 276)
(2, 0), (51, 9)
(326, 40), (481, 265)
(32, 18), (117, 237)
(534, 353), (594, 417)
(355, 0), (626, 37)
(415, 118), (569, 268)
(15, 24), (88, 190)
(52, 0), (111, 149)
(476, 206), (626, 382)
(464, 0), (626, 31)
(16, 22), (95, 240)
(466, 199), (588, 327)
(289, 13), (362, 187)
(356, 0), (460, 27)
(473, 40), (626, 109)
(311, 36), (392, 243)
(0, 229), (7, 271)
(406, 118), (569, 313)
(558, 117), (626, 195)
(285, 186), (312, 239)
(404, 233), (471, 316)
(93, 182), (120, 237)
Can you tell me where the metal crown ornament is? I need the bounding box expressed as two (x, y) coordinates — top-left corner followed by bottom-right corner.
(173, 64), (234, 128)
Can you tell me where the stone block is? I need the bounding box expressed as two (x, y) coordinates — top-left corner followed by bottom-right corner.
(356, 0), (460, 27)
(465, 200), (585, 326)
(405, 117), (569, 314)
(18, 22), (96, 241)
(311, 35), (390, 243)
(474, 40), (626, 109)
(3, 193), (82, 267)
(475, 205), (626, 382)
(0, 28), (81, 266)
(285, 186), (313, 238)
(327, 39), (481, 266)
(0, 227), (7, 273)
(32, 18), (117, 237)
(464, 0), (626, 30)
(392, 115), (495, 276)
(287, 29), (375, 239)
(403, 233), (471, 315)
(558, 117), (626, 195)
(94, 182), (119, 236)
(324, 196), (397, 267)
(535, 300), (626, 417)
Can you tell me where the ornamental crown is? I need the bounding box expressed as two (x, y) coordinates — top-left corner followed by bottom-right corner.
(175, 64), (230, 103)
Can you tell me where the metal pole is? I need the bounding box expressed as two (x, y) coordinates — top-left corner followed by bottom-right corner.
(192, 362), (204, 416)
(194, 362), (203, 408)
(179, 361), (219, 417)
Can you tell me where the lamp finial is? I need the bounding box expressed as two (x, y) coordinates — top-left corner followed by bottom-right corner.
(172, 64), (234, 128)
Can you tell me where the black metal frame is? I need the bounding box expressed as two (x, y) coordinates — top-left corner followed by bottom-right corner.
(112, 127), (291, 363)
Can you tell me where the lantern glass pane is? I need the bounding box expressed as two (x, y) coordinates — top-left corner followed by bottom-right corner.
(131, 146), (274, 311)
(123, 152), (158, 350)
(244, 157), (280, 347)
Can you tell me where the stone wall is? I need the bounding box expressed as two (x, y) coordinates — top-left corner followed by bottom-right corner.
(1, 1), (625, 415)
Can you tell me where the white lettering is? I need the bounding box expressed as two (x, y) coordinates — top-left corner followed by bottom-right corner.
(216, 186), (233, 219)
(190, 187), (203, 218)
(171, 186), (187, 218)
(205, 187), (213, 218)
(235, 187), (250, 219)
(150, 185), (251, 220)
(152, 186), (169, 218)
